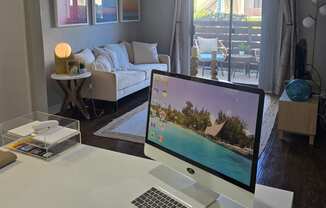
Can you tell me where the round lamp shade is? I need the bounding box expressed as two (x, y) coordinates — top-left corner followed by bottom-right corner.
(302, 16), (315, 28)
(55, 42), (72, 58)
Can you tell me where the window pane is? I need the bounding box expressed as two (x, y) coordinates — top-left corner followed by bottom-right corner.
(230, 0), (261, 85)
(193, 0), (231, 81)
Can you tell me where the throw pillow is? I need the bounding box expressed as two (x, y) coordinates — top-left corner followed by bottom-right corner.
(93, 47), (107, 57)
(132, 41), (159, 64)
(105, 43), (130, 70)
(103, 48), (120, 70)
(93, 47), (119, 71)
(93, 47), (112, 63)
(74, 48), (95, 70)
(121, 41), (134, 63)
(197, 37), (218, 53)
(92, 55), (113, 72)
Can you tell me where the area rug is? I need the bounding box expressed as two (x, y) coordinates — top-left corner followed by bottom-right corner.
(94, 102), (148, 144)
(94, 96), (279, 156)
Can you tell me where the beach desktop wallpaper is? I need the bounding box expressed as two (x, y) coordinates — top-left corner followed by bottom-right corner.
(148, 74), (260, 186)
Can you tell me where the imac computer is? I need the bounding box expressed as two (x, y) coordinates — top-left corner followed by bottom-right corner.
(144, 71), (264, 208)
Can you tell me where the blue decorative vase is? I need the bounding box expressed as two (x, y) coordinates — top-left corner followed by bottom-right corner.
(286, 79), (312, 102)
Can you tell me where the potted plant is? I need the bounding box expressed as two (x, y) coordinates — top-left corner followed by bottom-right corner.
(238, 43), (249, 56)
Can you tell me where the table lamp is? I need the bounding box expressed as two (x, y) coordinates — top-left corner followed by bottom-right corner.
(54, 42), (72, 74)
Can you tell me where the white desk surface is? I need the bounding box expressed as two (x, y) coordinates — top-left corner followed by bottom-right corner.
(0, 145), (293, 208)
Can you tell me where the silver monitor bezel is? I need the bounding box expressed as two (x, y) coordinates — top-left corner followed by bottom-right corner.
(145, 70), (264, 194)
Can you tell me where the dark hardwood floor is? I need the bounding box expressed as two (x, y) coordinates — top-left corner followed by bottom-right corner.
(60, 88), (326, 208)
(60, 89), (150, 158)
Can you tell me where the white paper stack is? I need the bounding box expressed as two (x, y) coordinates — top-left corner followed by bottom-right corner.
(8, 121), (80, 145)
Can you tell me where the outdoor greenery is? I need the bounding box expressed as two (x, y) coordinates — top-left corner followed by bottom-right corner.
(193, 0), (216, 20)
(194, 9), (216, 20)
(193, 0), (262, 22)
(242, 16), (262, 22)
(194, 13), (261, 22)
(215, 111), (254, 149)
(238, 43), (250, 52)
(153, 102), (211, 132)
(151, 101), (254, 151)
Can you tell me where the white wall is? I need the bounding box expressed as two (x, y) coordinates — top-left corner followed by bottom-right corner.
(141, 0), (175, 54)
(297, 0), (326, 92)
(39, 0), (143, 112)
(0, 0), (32, 122)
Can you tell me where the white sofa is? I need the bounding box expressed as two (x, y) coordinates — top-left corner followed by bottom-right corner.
(75, 42), (170, 108)
(90, 55), (170, 102)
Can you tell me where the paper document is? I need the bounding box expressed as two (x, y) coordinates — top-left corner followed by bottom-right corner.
(8, 121), (80, 145)
(33, 126), (79, 145)
(8, 121), (41, 137)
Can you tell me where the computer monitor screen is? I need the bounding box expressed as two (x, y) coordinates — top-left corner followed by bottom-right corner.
(146, 71), (264, 192)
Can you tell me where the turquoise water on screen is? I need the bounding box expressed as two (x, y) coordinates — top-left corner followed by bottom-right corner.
(148, 120), (252, 185)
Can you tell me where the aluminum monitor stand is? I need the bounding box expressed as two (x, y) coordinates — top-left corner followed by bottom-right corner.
(150, 165), (246, 208)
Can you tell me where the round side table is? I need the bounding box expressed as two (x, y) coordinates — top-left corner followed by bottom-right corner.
(51, 72), (92, 120)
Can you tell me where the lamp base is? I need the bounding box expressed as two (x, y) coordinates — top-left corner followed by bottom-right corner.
(55, 56), (70, 74)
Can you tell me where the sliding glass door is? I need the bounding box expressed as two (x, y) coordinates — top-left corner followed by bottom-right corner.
(193, 0), (262, 85)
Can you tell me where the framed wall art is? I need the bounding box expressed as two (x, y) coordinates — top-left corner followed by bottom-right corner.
(55, 0), (89, 27)
(119, 0), (141, 22)
(93, 0), (119, 24)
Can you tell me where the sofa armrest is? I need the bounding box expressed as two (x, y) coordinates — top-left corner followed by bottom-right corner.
(159, 54), (171, 72)
(86, 71), (118, 102)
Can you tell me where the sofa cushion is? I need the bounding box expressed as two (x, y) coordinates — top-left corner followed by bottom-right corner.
(197, 37), (218, 53)
(115, 70), (146, 90)
(128, 64), (168, 80)
(121, 41), (134, 63)
(92, 55), (113, 72)
(74, 48), (95, 70)
(105, 43), (130, 70)
(93, 47), (108, 58)
(93, 47), (119, 71)
(132, 41), (159, 64)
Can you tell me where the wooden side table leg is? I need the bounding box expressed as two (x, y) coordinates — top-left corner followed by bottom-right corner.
(75, 100), (91, 120)
(61, 94), (69, 112)
(75, 79), (90, 120)
(76, 79), (87, 106)
(57, 80), (71, 112)
(309, 135), (315, 145)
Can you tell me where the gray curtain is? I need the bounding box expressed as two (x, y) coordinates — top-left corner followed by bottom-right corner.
(259, 0), (296, 95)
(169, 0), (192, 75)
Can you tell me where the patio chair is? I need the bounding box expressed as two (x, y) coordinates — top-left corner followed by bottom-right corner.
(194, 37), (228, 77)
